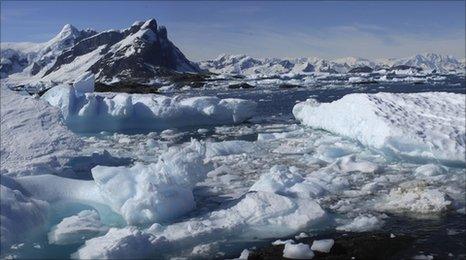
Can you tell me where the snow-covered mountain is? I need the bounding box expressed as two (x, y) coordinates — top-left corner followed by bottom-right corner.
(1, 19), (200, 85)
(198, 53), (464, 76)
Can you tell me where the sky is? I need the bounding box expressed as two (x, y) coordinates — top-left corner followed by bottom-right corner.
(1, 1), (465, 61)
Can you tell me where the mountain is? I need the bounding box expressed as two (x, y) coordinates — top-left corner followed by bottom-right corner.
(1, 25), (97, 79)
(1, 19), (201, 86)
(198, 53), (464, 76)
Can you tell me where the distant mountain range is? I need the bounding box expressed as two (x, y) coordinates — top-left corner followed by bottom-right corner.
(1, 19), (200, 86)
(198, 53), (465, 76)
(1, 19), (464, 88)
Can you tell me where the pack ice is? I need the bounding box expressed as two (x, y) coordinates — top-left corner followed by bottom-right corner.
(293, 92), (466, 164)
(41, 77), (256, 132)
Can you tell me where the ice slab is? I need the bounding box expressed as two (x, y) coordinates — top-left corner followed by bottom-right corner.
(282, 242), (314, 259)
(48, 210), (108, 245)
(72, 227), (166, 259)
(293, 92), (465, 164)
(41, 85), (256, 133)
(310, 239), (334, 253)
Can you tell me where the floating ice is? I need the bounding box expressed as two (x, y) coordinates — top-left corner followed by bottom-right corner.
(48, 210), (108, 245)
(72, 227), (166, 259)
(91, 140), (211, 224)
(205, 140), (256, 157)
(152, 191), (325, 246)
(336, 214), (384, 232)
(310, 239), (334, 253)
(41, 85), (256, 132)
(293, 92), (466, 164)
(376, 185), (451, 214)
(282, 242), (314, 259)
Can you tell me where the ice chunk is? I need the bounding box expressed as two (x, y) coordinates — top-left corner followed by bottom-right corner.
(249, 165), (304, 195)
(293, 92), (466, 163)
(1, 88), (82, 176)
(91, 140), (211, 224)
(376, 186), (451, 214)
(272, 239), (295, 245)
(250, 165), (326, 199)
(205, 140), (256, 157)
(311, 239), (334, 253)
(73, 72), (94, 95)
(336, 215), (384, 232)
(0, 176), (48, 249)
(72, 227), (166, 259)
(414, 164), (446, 177)
(332, 155), (379, 173)
(48, 210), (108, 245)
(41, 86), (256, 133)
(153, 191), (326, 244)
(282, 243), (314, 259)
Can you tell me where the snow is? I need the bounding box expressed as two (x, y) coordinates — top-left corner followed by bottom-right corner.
(91, 140), (210, 224)
(0, 87), (83, 176)
(310, 239), (334, 253)
(336, 215), (384, 232)
(48, 210), (108, 245)
(293, 92), (466, 164)
(72, 227), (166, 259)
(41, 86), (257, 132)
(282, 243), (314, 259)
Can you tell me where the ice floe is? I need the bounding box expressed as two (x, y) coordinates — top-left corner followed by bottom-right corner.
(41, 85), (257, 132)
(48, 210), (108, 245)
(293, 92), (466, 164)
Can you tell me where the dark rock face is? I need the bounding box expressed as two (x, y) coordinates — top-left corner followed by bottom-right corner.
(279, 83), (302, 89)
(228, 82), (255, 89)
(390, 65), (422, 71)
(44, 19), (201, 84)
(348, 66), (373, 73)
(0, 53), (29, 78)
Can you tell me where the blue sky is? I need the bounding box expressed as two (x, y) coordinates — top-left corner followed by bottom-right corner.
(1, 1), (465, 61)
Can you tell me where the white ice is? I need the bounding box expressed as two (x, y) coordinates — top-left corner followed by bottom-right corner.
(48, 210), (108, 245)
(293, 92), (466, 164)
(282, 242), (314, 259)
(310, 239), (334, 253)
(41, 85), (257, 132)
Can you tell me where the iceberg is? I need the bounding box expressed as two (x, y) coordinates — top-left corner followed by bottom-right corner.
(41, 85), (257, 133)
(293, 92), (466, 164)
